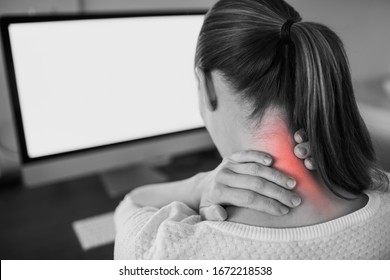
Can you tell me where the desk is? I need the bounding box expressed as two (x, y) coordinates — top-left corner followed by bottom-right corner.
(0, 149), (221, 259)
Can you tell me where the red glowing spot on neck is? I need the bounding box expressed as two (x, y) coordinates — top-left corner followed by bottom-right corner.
(253, 118), (326, 208)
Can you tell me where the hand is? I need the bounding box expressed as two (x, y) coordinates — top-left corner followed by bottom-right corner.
(293, 129), (316, 170)
(197, 150), (301, 221)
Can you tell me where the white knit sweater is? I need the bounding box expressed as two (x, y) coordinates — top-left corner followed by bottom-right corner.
(114, 189), (390, 259)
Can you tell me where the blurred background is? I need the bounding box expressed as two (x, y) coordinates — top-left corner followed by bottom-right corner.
(0, 0), (389, 259)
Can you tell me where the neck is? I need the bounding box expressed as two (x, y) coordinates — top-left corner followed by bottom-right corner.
(225, 113), (367, 227)
(251, 116), (330, 211)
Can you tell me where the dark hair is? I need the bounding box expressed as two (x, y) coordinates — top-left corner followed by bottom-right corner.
(195, 0), (389, 198)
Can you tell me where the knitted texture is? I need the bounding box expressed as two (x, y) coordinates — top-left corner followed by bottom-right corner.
(114, 190), (390, 259)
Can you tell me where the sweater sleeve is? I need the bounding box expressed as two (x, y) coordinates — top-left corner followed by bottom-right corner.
(113, 193), (199, 259)
(113, 193), (159, 259)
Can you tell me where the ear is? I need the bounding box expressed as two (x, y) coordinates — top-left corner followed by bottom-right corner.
(195, 67), (217, 111)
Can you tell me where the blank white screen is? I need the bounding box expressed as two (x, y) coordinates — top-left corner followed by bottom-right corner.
(9, 15), (204, 158)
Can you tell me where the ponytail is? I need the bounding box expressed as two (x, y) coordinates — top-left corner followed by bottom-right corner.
(290, 22), (388, 197)
(195, 0), (389, 197)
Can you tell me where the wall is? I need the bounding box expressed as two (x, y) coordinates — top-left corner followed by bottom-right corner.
(289, 0), (390, 81)
(82, 0), (217, 12)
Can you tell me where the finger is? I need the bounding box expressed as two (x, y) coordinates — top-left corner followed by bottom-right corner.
(294, 129), (307, 143)
(213, 185), (290, 216)
(216, 169), (301, 209)
(227, 162), (296, 190)
(229, 150), (273, 166)
(294, 142), (311, 159)
(199, 204), (227, 221)
(304, 158), (316, 170)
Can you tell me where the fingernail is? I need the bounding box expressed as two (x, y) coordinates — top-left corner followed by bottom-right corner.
(306, 159), (314, 169)
(263, 155), (272, 165)
(216, 210), (227, 221)
(298, 146), (306, 156)
(296, 134), (303, 142)
(280, 207), (289, 215)
(291, 195), (301, 206)
(287, 178), (296, 189)
(215, 213), (224, 221)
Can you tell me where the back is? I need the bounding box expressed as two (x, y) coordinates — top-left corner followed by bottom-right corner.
(114, 188), (390, 259)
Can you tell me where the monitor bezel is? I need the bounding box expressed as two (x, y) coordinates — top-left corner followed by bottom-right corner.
(0, 11), (207, 165)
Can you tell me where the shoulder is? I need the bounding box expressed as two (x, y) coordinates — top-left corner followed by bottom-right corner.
(114, 195), (200, 259)
(363, 170), (390, 212)
(363, 187), (390, 226)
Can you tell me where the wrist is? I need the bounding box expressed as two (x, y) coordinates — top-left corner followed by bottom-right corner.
(189, 172), (208, 208)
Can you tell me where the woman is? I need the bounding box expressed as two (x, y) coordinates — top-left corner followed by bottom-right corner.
(114, 0), (390, 259)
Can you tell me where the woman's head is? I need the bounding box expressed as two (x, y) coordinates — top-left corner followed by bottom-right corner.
(194, 0), (388, 198)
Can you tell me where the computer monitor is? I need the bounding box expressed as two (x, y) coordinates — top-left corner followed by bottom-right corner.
(0, 11), (214, 192)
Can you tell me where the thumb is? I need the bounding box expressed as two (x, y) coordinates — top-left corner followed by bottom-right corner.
(199, 204), (228, 221)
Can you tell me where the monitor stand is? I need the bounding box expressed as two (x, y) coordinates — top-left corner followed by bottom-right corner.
(100, 164), (168, 198)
